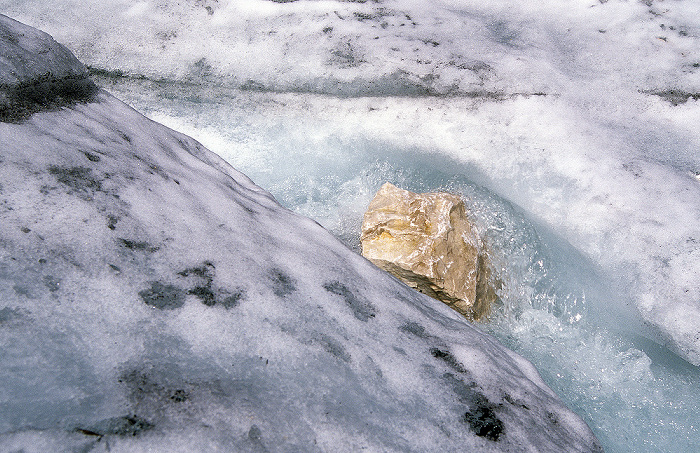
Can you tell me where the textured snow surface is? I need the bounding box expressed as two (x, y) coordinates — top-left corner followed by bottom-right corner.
(0, 14), (86, 84)
(0, 15), (97, 121)
(3, 0), (698, 367)
(2, 1), (700, 450)
(0, 17), (601, 452)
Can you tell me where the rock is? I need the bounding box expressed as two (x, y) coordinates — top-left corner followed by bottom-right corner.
(361, 183), (497, 320)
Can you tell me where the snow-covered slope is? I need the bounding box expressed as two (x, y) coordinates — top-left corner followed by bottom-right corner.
(3, 0), (697, 367)
(0, 15), (601, 452)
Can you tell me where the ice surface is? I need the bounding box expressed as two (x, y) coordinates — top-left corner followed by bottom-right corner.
(0, 14), (87, 84)
(3, 1), (696, 362)
(2, 0), (700, 450)
(0, 92), (599, 453)
(0, 16), (602, 452)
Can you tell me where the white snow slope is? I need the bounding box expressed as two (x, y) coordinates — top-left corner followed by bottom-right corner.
(0, 15), (601, 452)
(2, 0), (696, 367)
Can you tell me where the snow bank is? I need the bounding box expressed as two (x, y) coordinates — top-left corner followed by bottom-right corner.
(0, 15), (601, 452)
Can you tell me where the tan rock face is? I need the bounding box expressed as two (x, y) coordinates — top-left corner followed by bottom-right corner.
(361, 183), (496, 320)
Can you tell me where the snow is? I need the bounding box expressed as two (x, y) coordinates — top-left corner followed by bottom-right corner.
(0, 14), (86, 85)
(0, 15), (601, 452)
(1, 0), (700, 450)
(8, 0), (693, 362)
(0, 15), (96, 121)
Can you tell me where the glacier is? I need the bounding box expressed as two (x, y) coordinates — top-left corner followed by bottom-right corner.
(0, 13), (602, 453)
(1, 0), (700, 451)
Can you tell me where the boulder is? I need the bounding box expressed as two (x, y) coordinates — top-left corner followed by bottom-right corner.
(361, 183), (497, 320)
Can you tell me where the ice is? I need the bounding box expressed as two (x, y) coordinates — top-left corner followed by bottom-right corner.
(0, 15), (602, 452)
(2, 0), (700, 450)
(0, 14), (86, 84)
(0, 94), (601, 451)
